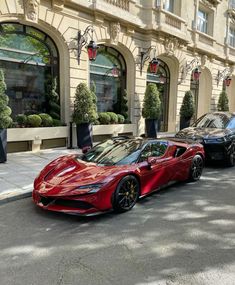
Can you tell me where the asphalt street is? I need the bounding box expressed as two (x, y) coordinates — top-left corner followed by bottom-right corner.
(0, 165), (235, 285)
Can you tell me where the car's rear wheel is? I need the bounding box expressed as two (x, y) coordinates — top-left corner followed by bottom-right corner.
(226, 146), (235, 167)
(112, 175), (140, 213)
(188, 155), (204, 181)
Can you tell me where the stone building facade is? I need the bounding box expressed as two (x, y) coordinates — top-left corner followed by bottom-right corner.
(1, 0), (235, 149)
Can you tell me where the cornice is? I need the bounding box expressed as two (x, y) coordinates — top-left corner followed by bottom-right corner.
(200, 0), (222, 9)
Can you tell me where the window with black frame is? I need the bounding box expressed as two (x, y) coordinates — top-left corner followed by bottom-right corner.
(89, 46), (126, 113)
(0, 23), (59, 119)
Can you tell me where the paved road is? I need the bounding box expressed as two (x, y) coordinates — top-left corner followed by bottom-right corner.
(0, 166), (235, 285)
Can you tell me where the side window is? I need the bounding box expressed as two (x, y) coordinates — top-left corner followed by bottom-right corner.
(197, 9), (208, 34)
(229, 26), (235, 48)
(164, 0), (174, 12)
(151, 142), (168, 157)
(139, 142), (168, 162)
(227, 117), (235, 129)
(139, 144), (152, 162)
(174, 147), (187, 157)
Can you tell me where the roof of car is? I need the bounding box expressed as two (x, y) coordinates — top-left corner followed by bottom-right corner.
(112, 136), (198, 146)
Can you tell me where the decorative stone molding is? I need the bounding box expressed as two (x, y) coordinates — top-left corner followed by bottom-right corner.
(24, 0), (40, 22)
(228, 9), (235, 24)
(201, 54), (208, 69)
(52, 0), (64, 11)
(200, 0), (221, 9)
(164, 37), (180, 55)
(110, 22), (120, 44)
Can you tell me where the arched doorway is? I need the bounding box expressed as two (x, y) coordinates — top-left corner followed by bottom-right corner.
(0, 22), (59, 119)
(89, 45), (127, 115)
(147, 60), (170, 131)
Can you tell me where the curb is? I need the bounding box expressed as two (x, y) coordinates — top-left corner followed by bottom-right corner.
(0, 191), (32, 205)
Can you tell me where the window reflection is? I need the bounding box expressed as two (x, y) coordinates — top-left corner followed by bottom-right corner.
(90, 46), (126, 113)
(0, 23), (59, 118)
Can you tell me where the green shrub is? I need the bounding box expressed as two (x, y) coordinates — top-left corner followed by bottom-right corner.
(39, 113), (53, 127)
(217, 90), (229, 111)
(117, 114), (125, 123)
(98, 112), (111, 124)
(113, 88), (129, 119)
(45, 76), (61, 120)
(27, 114), (42, 127)
(180, 90), (195, 119)
(72, 82), (98, 124)
(52, 119), (63, 126)
(142, 83), (161, 119)
(93, 119), (100, 125)
(49, 101), (60, 120)
(16, 114), (27, 127)
(107, 112), (118, 124)
(0, 69), (12, 129)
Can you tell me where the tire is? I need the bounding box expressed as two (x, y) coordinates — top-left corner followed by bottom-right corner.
(188, 155), (204, 182)
(112, 175), (140, 213)
(226, 146), (235, 167)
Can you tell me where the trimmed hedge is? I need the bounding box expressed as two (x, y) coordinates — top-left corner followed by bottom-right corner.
(27, 114), (42, 127)
(39, 113), (53, 127)
(16, 114), (27, 127)
(98, 112), (111, 124)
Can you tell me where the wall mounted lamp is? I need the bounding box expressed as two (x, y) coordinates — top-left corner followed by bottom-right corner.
(216, 67), (233, 86)
(138, 46), (160, 75)
(224, 76), (232, 87)
(77, 25), (98, 64)
(185, 58), (201, 80)
(192, 67), (201, 81)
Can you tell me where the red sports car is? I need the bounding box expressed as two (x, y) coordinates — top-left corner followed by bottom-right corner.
(32, 137), (205, 216)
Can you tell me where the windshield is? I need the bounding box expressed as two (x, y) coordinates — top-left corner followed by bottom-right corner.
(192, 113), (230, 129)
(81, 139), (143, 166)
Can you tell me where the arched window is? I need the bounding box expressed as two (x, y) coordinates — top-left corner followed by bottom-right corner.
(90, 46), (126, 113)
(147, 61), (170, 132)
(0, 23), (59, 119)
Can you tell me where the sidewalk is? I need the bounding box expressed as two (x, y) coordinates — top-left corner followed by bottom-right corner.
(0, 147), (81, 204)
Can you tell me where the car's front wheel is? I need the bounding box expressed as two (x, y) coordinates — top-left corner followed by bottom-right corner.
(112, 175), (140, 213)
(226, 145), (235, 167)
(188, 155), (204, 181)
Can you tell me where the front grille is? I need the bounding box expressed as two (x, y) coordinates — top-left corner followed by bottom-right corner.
(204, 145), (225, 160)
(39, 196), (93, 209)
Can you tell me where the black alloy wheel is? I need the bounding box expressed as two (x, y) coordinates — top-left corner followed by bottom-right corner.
(188, 155), (204, 181)
(226, 145), (235, 167)
(113, 175), (140, 212)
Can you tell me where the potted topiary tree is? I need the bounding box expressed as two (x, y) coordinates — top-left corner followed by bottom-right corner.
(142, 83), (161, 138)
(72, 82), (98, 149)
(179, 90), (195, 130)
(217, 90), (229, 111)
(113, 88), (129, 121)
(0, 69), (12, 163)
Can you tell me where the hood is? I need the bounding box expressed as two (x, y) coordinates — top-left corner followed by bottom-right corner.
(37, 156), (127, 196)
(176, 127), (231, 139)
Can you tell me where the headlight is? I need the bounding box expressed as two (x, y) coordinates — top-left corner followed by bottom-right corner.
(216, 137), (225, 142)
(75, 183), (104, 193)
(204, 137), (225, 143)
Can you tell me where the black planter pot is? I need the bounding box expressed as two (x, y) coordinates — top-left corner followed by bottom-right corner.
(180, 117), (191, 130)
(145, 119), (158, 138)
(0, 128), (7, 163)
(76, 123), (93, 149)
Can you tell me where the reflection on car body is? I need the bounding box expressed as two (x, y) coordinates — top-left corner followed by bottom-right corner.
(32, 137), (204, 216)
(175, 112), (235, 166)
